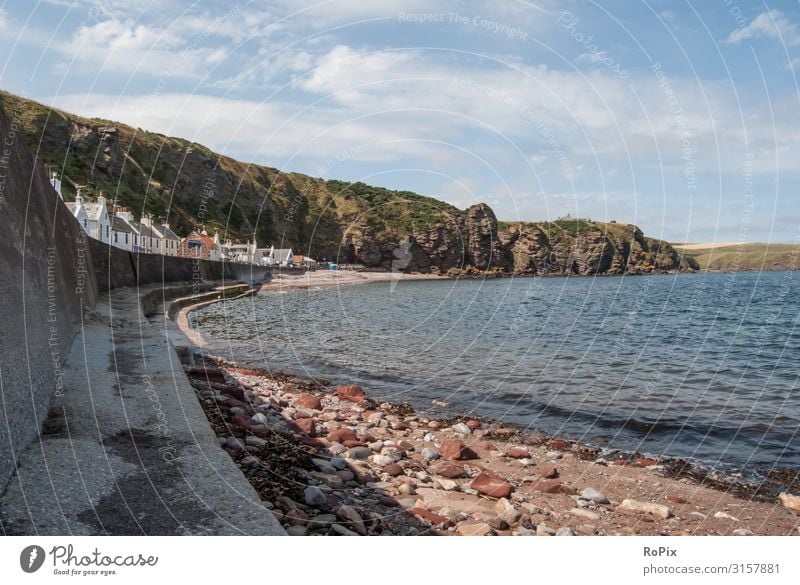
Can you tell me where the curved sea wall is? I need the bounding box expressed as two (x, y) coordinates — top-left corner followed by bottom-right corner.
(0, 107), (267, 491)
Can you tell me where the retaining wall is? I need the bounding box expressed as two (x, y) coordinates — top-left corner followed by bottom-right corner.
(0, 107), (270, 491)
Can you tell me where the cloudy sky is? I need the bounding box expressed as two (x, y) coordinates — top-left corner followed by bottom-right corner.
(1, 0), (799, 242)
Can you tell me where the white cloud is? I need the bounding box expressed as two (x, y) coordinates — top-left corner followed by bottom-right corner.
(724, 10), (800, 46)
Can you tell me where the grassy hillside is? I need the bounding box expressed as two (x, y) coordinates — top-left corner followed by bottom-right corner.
(674, 243), (798, 272)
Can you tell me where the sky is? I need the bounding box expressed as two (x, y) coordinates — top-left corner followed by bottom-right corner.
(1, 0), (799, 243)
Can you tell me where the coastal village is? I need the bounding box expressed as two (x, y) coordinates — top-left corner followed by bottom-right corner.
(52, 173), (318, 269)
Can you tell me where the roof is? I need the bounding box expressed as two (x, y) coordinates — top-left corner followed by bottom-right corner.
(150, 223), (181, 241)
(111, 216), (134, 233)
(273, 248), (293, 262)
(83, 201), (107, 221)
(183, 230), (218, 249)
(128, 220), (158, 239)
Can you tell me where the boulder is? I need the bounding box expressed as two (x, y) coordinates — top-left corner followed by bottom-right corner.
(333, 385), (366, 402)
(471, 471), (513, 498)
(440, 440), (479, 461)
(618, 499), (673, 519)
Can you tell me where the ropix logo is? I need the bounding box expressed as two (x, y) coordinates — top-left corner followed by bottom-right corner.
(20, 545), (46, 573)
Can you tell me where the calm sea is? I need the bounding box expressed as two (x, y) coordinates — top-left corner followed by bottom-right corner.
(191, 271), (800, 475)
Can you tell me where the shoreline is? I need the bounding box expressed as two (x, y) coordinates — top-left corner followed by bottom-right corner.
(182, 356), (799, 535)
(175, 274), (800, 536)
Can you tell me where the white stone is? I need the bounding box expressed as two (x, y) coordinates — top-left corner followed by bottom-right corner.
(452, 423), (472, 436)
(618, 499), (673, 519)
(421, 447), (440, 461)
(581, 487), (610, 504)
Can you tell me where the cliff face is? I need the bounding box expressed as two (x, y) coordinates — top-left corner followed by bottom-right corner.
(0, 90), (697, 275)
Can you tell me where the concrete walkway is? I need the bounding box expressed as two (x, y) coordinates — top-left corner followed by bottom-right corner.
(0, 283), (284, 535)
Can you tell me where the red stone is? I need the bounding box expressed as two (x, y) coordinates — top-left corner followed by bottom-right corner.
(475, 440), (495, 451)
(633, 458), (659, 467)
(333, 385), (366, 402)
(342, 439), (366, 448)
(506, 447), (530, 459)
(666, 495), (688, 504)
(547, 439), (569, 450)
(440, 441), (479, 461)
(530, 480), (564, 494)
(327, 428), (357, 443)
(432, 461), (467, 479)
(471, 471), (514, 498)
(410, 507), (452, 527)
(293, 418), (316, 436)
(611, 459), (628, 466)
(539, 465), (559, 479)
(296, 394), (322, 410)
(383, 463), (404, 477)
(466, 420), (481, 429)
(298, 436), (326, 448)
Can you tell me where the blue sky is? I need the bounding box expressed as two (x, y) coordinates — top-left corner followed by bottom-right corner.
(1, 0), (799, 242)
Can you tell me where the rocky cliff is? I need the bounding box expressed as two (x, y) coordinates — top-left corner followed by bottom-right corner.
(0, 90), (697, 275)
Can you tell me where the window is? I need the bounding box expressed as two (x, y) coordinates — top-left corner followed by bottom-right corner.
(106, 225), (109, 238)
(125, 234), (129, 244)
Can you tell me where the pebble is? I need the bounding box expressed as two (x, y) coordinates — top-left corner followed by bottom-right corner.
(556, 527), (576, 536)
(336, 505), (367, 535)
(245, 435), (267, 447)
(285, 525), (307, 536)
(713, 511), (740, 521)
(452, 423), (472, 436)
(618, 499), (673, 519)
(312, 458), (337, 474)
(398, 483), (417, 496)
(421, 447), (440, 461)
(308, 514), (337, 529)
(471, 471), (514, 498)
(330, 457), (347, 470)
(779, 492), (800, 513)
(347, 446), (372, 460)
(581, 487), (610, 504)
(368, 441), (385, 452)
(251, 412), (269, 425)
(536, 523), (556, 536)
(436, 478), (459, 491)
(304, 485), (327, 508)
(329, 443), (348, 455)
(224, 437), (245, 451)
(423, 433), (436, 442)
(494, 498), (522, 525)
(372, 454), (394, 466)
(732, 528), (754, 536)
(331, 523), (359, 536)
(456, 521), (493, 536)
(545, 451), (562, 459)
(570, 508), (600, 521)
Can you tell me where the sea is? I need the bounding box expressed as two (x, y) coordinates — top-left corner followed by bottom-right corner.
(191, 270), (800, 477)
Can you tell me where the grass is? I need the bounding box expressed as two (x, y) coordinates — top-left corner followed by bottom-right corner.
(675, 243), (798, 271)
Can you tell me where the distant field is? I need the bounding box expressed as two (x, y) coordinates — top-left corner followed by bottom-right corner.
(672, 242), (799, 271)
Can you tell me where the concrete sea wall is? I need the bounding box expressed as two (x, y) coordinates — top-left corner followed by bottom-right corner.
(0, 107), (268, 491)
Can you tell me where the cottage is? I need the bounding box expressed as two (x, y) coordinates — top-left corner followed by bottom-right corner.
(273, 248), (294, 267)
(294, 255), (318, 269)
(177, 229), (220, 261)
(143, 215), (181, 257)
(222, 240), (258, 264)
(66, 192), (110, 244)
(110, 215), (134, 251)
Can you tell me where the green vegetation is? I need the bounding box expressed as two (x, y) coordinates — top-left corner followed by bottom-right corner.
(675, 243), (798, 271)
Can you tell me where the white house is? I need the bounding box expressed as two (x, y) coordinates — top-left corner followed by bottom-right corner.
(274, 248), (295, 267)
(65, 191), (110, 244)
(256, 246), (276, 266)
(221, 239), (258, 263)
(142, 215), (181, 257)
(110, 215), (134, 251)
